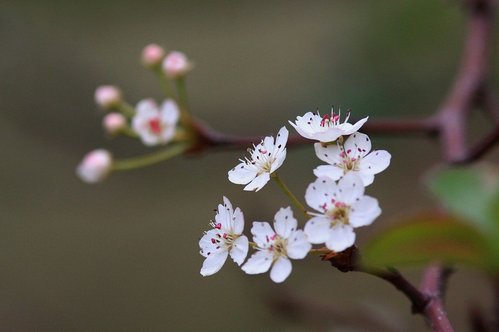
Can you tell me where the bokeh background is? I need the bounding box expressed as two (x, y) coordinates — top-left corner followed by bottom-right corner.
(1, 0), (498, 331)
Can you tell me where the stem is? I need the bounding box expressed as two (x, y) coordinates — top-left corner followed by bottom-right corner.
(155, 68), (174, 98)
(116, 102), (136, 118)
(111, 142), (190, 171)
(175, 77), (193, 129)
(271, 173), (308, 217)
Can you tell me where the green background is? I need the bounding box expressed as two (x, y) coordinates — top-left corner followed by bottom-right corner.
(1, 0), (498, 331)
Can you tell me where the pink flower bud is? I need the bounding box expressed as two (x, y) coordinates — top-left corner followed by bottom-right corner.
(162, 51), (192, 78)
(76, 149), (113, 183)
(141, 43), (165, 67)
(94, 85), (122, 109)
(102, 112), (127, 134)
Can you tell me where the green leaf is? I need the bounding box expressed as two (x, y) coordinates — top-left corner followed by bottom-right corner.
(363, 215), (490, 269)
(428, 164), (499, 232)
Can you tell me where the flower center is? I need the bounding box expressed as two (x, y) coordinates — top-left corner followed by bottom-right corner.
(326, 202), (350, 226)
(148, 118), (163, 135)
(269, 234), (288, 259)
(319, 110), (350, 128)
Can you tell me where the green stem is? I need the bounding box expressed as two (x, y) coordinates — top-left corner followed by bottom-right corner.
(111, 142), (190, 171)
(272, 173), (308, 218)
(175, 77), (193, 128)
(116, 102), (136, 118)
(152, 67), (174, 98)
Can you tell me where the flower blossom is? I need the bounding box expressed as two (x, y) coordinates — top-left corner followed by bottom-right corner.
(102, 112), (127, 134)
(242, 207), (311, 283)
(132, 99), (180, 146)
(162, 51), (192, 78)
(141, 43), (165, 67)
(304, 174), (381, 252)
(314, 132), (391, 186)
(289, 110), (368, 143)
(199, 197), (249, 276)
(228, 126), (288, 192)
(76, 149), (113, 183)
(94, 85), (122, 109)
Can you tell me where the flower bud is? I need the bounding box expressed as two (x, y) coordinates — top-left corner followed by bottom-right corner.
(141, 43), (165, 67)
(94, 85), (122, 109)
(162, 51), (192, 78)
(76, 149), (113, 183)
(102, 112), (127, 134)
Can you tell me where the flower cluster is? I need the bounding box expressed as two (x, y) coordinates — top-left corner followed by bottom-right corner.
(199, 109), (391, 282)
(77, 44), (193, 183)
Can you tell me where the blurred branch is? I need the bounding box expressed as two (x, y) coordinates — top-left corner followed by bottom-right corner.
(420, 264), (455, 332)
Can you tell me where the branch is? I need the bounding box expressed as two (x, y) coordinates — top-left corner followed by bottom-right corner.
(420, 264), (455, 332)
(436, 0), (495, 163)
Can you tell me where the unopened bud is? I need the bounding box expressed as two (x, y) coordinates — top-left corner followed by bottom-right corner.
(162, 51), (192, 78)
(76, 149), (113, 183)
(142, 43), (165, 67)
(95, 85), (122, 109)
(103, 112), (127, 134)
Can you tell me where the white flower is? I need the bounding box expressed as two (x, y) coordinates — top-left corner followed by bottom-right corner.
(132, 99), (180, 146)
(76, 149), (113, 183)
(304, 173), (381, 252)
(228, 126), (288, 192)
(102, 112), (127, 134)
(162, 51), (193, 78)
(314, 132), (391, 186)
(242, 207), (311, 283)
(289, 110), (368, 142)
(199, 197), (249, 276)
(94, 85), (122, 109)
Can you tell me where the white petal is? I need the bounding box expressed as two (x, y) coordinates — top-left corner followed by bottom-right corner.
(336, 173), (364, 205)
(215, 201), (232, 231)
(342, 117), (368, 135)
(359, 150), (391, 175)
(228, 163), (258, 185)
(314, 142), (343, 165)
(319, 129), (344, 143)
(232, 207), (245, 235)
(344, 132), (371, 159)
(286, 230), (312, 259)
(270, 148), (286, 173)
(261, 136), (275, 155)
(270, 257), (292, 283)
(230, 236), (249, 266)
(199, 229), (225, 257)
(251, 221), (276, 248)
(356, 172), (375, 186)
(241, 250), (273, 275)
(160, 99), (180, 125)
(304, 216), (331, 244)
(273, 207), (297, 239)
(159, 126), (175, 143)
(313, 165), (343, 181)
(325, 225), (356, 252)
(200, 251), (228, 276)
(139, 131), (160, 146)
(350, 195), (381, 228)
(274, 126), (288, 154)
(244, 172), (270, 192)
(136, 99), (158, 116)
(305, 177), (337, 213)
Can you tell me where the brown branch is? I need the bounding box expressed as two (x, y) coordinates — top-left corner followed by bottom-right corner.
(436, 0), (495, 163)
(420, 264), (455, 332)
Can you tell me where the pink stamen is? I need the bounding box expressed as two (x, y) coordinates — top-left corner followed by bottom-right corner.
(320, 114), (330, 127)
(214, 223), (222, 229)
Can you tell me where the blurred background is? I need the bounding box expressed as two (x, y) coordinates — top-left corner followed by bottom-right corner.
(1, 0), (498, 331)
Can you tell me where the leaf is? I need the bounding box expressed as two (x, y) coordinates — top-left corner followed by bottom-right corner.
(362, 214), (490, 269)
(428, 164), (499, 232)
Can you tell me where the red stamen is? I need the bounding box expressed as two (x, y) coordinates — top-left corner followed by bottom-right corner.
(148, 118), (162, 134)
(214, 223), (222, 229)
(320, 114), (330, 127)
